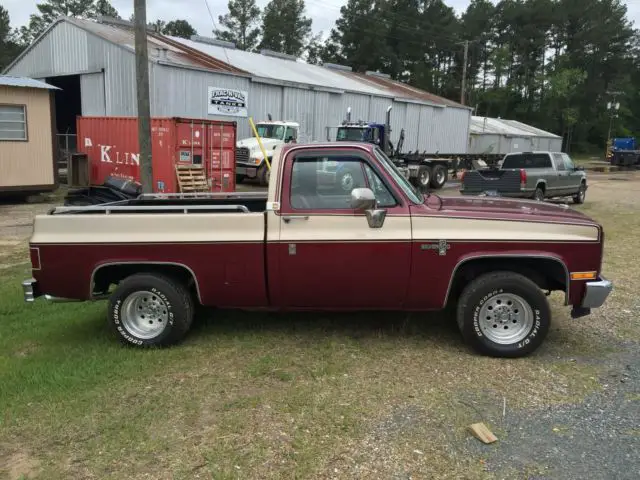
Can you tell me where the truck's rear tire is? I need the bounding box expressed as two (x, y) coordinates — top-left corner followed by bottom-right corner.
(258, 164), (270, 186)
(236, 174), (245, 184)
(573, 183), (586, 204)
(109, 273), (194, 347)
(456, 271), (551, 358)
(533, 187), (545, 201)
(417, 166), (432, 191)
(430, 165), (448, 189)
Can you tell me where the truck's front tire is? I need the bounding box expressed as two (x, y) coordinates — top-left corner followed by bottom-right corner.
(236, 174), (245, 184)
(430, 165), (448, 189)
(109, 273), (194, 347)
(573, 182), (586, 204)
(456, 272), (551, 358)
(258, 164), (270, 186)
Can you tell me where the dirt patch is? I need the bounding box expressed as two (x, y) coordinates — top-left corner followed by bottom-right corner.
(1, 450), (42, 480)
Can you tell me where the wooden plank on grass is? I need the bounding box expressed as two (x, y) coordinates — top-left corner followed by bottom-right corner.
(468, 423), (497, 444)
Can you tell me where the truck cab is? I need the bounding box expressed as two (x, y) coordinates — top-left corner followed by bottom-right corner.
(236, 120), (299, 186)
(336, 122), (386, 148)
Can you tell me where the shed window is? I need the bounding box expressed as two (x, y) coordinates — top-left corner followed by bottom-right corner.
(0, 105), (27, 140)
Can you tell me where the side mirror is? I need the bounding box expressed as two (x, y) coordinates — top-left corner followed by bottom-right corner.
(351, 188), (386, 228)
(351, 188), (376, 210)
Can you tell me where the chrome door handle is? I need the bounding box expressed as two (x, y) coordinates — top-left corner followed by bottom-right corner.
(283, 216), (309, 223)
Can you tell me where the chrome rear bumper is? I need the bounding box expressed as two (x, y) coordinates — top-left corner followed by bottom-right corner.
(581, 276), (613, 309)
(22, 278), (39, 303)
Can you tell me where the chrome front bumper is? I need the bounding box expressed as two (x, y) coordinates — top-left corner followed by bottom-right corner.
(581, 276), (613, 309)
(22, 278), (39, 303)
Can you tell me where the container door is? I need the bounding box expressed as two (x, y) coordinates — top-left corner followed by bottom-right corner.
(207, 122), (236, 192)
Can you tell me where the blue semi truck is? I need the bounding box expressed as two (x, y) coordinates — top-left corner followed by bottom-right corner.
(608, 137), (640, 166)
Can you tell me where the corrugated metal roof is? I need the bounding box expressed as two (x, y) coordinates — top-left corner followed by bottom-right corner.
(168, 36), (393, 96)
(470, 116), (561, 138)
(0, 75), (59, 90)
(64, 17), (246, 74)
(339, 71), (466, 107)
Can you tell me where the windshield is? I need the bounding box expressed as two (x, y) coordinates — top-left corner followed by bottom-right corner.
(337, 127), (368, 141)
(256, 124), (285, 140)
(373, 147), (423, 204)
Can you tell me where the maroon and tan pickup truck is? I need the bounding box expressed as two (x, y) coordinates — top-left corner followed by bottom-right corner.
(22, 142), (612, 357)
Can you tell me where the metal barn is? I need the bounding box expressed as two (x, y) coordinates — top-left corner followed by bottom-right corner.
(3, 16), (471, 153)
(469, 116), (563, 155)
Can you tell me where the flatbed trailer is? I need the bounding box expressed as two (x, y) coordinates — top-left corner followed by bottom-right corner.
(391, 152), (504, 190)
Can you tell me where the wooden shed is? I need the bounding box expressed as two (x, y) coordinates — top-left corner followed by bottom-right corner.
(0, 76), (58, 196)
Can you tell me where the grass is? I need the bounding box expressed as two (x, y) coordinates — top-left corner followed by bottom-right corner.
(1, 176), (640, 479)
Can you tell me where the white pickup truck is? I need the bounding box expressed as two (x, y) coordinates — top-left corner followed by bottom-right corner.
(235, 120), (299, 186)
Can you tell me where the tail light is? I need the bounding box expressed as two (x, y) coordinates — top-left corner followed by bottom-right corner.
(520, 168), (527, 188)
(460, 170), (465, 181)
(29, 247), (41, 270)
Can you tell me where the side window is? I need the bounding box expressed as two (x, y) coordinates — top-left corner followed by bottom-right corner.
(285, 127), (297, 143)
(363, 163), (396, 207)
(552, 153), (566, 171)
(0, 105), (27, 140)
(562, 153), (575, 170)
(290, 156), (367, 210)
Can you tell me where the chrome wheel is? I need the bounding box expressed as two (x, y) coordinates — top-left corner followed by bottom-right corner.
(419, 169), (430, 186)
(121, 290), (169, 340)
(340, 172), (354, 191)
(534, 189), (545, 201)
(435, 169), (445, 185)
(478, 293), (534, 344)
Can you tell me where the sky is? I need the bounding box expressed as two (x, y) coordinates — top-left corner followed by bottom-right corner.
(4, 0), (640, 39)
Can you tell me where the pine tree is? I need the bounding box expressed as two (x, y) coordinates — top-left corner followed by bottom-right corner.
(95, 0), (119, 19)
(163, 20), (197, 39)
(328, 0), (387, 72)
(17, 0), (120, 44)
(259, 0), (311, 57)
(215, 0), (261, 51)
(0, 6), (23, 70)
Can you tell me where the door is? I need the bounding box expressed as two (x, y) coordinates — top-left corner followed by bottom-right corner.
(551, 153), (570, 195)
(277, 149), (412, 309)
(562, 153), (582, 194)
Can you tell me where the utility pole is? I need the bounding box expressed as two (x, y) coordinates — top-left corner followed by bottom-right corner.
(134, 0), (153, 193)
(461, 40), (469, 105)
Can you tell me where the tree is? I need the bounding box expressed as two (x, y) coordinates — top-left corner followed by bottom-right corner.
(328, 0), (387, 72)
(95, 0), (120, 18)
(0, 6), (23, 71)
(259, 0), (312, 57)
(163, 20), (197, 39)
(17, 0), (120, 44)
(215, 0), (261, 51)
(147, 19), (166, 33)
(305, 32), (324, 65)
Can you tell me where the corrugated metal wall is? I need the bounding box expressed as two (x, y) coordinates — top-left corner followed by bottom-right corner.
(343, 93), (370, 122)
(249, 83), (283, 125)
(283, 87), (315, 143)
(151, 63), (251, 136)
(313, 91), (330, 141)
(8, 21), (89, 77)
(404, 103), (421, 152)
(80, 72), (106, 115)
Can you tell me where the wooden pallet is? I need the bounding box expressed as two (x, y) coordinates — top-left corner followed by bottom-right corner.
(175, 165), (209, 193)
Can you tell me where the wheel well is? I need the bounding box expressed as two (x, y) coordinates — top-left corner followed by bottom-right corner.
(92, 263), (200, 302)
(535, 181), (546, 192)
(446, 257), (567, 307)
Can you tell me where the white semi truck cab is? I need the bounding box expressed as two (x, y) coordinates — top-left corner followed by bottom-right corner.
(235, 120), (299, 186)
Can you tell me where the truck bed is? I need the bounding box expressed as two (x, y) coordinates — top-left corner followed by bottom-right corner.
(52, 192), (269, 215)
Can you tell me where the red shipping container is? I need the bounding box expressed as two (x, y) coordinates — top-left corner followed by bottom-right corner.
(77, 116), (237, 193)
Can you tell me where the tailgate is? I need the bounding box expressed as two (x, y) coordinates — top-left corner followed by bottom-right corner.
(462, 169), (522, 194)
